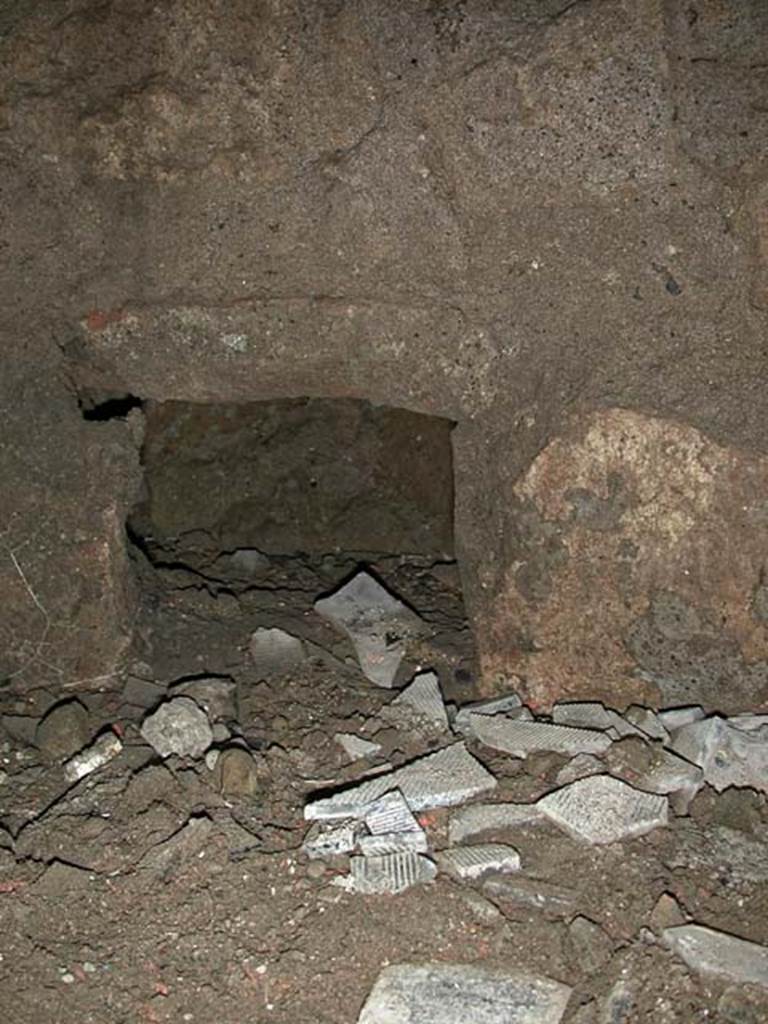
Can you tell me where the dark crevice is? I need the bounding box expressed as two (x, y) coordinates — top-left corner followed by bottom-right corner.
(80, 393), (144, 421)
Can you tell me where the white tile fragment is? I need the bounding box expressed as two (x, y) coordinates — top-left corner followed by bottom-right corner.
(663, 924), (768, 989)
(302, 820), (359, 860)
(357, 963), (572, 1024)
(334, 733), (382, 762)
(537, 775), (668, 845)
(437, 843), (521, 880)
(470, 717), (612, 757)
(334, 852), (437, 895)
(304, 743), (497, 821)
(658, 706), (706, 732)
(552, 702), (643, 739)
(314, 571), (423, 688)
(555, 753), (604, 786)
(391, 671), (449, 732)
(453, 692), (523, 735)
(63, 732), (123, 782)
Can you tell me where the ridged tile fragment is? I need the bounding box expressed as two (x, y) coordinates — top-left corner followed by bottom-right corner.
(470, 717), (612, 757)
(334, 852), (437, 894)
(449, 802), (542, 844)
(437, 843), (521, 880)
(391, 671), (449, 732)
(537, 775), (667, 845)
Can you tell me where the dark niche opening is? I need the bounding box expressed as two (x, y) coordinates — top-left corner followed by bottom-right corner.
(126, 397), (476, 704)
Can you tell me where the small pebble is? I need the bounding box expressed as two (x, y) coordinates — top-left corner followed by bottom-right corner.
(60, 972), (75, 985)
(306, 860), (326, 880)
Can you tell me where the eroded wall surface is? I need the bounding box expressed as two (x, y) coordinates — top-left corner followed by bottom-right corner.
(2, 0), (767, 707)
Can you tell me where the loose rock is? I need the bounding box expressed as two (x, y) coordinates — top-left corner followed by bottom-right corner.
(663, 924), (768, 989)
(35, 700), (91, 761)
(140, 697), (213, 759)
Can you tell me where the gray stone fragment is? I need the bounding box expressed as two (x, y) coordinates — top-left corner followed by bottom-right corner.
(624, 705), (670, 742)
(636, 748), (702, 809)
(669, 715), (768, 793)
(357, 963), (572, 1024)
(249, 627), (306, 675)
(63, 731), (123, 782)
(658, 706), (705, 731)
(482, 875), (578, 916)
(663, 924), (768, 989)
(391, 671), (449, 732)
(35, 700), (90, 761)
(555, 753), (604, 786)
(314, 571), (423, 688)
(304, 742), (496, 821)
(335, 732), (382, 761)
(567, 916), (615, 974)
(140, 697), (213, 759)
(171, 676), (236, 722)
(471, 717), (612, 758)
(122, 675), (166, 710)
(449, 802), (542, 844)
(335, 852), (437, 895)
(454, 692), (523, 735)
(437, 843), (521, 880)
(552, 702), (643, 739)
(537, 775), (668, 845)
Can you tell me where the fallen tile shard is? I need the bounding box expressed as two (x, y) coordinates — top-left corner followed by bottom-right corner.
(63, 731), (123, 782)
(304, 743), (497, 821)
(552, 701), (644, 739)
(454, 692), (523, 735)
(669, 715), (768, 794)
(357, 963), (572, 1024)
(391, 671), (449, 732)
(537, 775), (668, 845)
(302, 820), (360, 860)
(437, 843), (521, 880)
(335, 852), (437, 895)
(470, 717), (612, 757)
(663, 924), (768, 989)
(335, 733), (383, 762)
(314, 571), (423, 688)
(449, 802), (542, 844)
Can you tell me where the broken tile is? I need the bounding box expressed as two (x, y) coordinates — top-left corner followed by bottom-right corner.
(471, 718), (612, 758)
(390, 671), (449, 732)
(334, 733), (382, 762)
(552, 702), (643, 739)
(669, 715), (768, 793)
(335, 852), (437, 895)
(537, 775), (668, 845)
(663, 924), (768, 989)
(314, 571), (423, 688)
(454, 692), (524, 735)
(636, 748), (702, 807)
(304, 742), (497, 821)
(358, 831), (429, 856)
(249, 627), (306, 674)
(624, 705), (670, 743)
(63, 731), (123, 783)
(437, 843), (521, 880)
(140, 697), (213, 759)
(364, 789), (422, 836)
(449, 802), (542, 844)
(302, 820), (359, 860)
(658, 706), (706, 732)
(357, 963), (572, 1024)
(555, 753), (604, 786)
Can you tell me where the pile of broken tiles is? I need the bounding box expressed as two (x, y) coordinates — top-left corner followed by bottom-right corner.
(303, 571), (768, 1020)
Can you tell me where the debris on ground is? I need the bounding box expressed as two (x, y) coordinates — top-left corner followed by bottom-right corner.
(663, 924), (768, 989)
(356, 963), (572, 1024)
(436, 843), (521, 880)
(140, 696), (213, 758)
(536, 775), (668, 845)
(314, 570), (424, 687)
(63, 730), (123, 782)
(334, 852), (437, 895)
(35, 700), (91, 761)
(249, 627), (307, 674)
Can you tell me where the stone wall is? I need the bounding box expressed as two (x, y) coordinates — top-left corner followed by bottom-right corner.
(2, 0), (767, 708)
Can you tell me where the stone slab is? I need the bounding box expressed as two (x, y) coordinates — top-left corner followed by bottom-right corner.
(470, 718), (612, 758)
(537, 775), (668, 845)
(437, 843), (521, 880)
(357, 963), (572, 1023)
(449, 802), (542, 844)
(663, 924), (768, 989)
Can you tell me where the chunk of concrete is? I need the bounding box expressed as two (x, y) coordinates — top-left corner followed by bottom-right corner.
(63, 731), (123, 782)
(658, 706), (706, 732)
(636, 748), (703, 808)
(537, 775), (668, 845)
(454, 692), (523, 735)
(391, 671), (449, 732)
(624, 705), (670, 743)
(335, 852), (437, 895)
(171, 676), (237, 721)
(314, 571), (423, 688)
(555, 753), (604, 786)
(674, 715), (768, 793)
(471, 718), (612, 758)
(335, 733), (382, 762)
(552, 702), (644, 739)
(449, 802), (542, 844)
(357, 963), (572, 1024)
(249, 627), (306, 675)
(140, 697), (213, 759)
(304, 743), (497, 821)
(437, 843), (521, 880)
(663, 924), (768, 989)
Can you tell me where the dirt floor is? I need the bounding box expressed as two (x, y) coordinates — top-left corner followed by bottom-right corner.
(2, 558), (768, 1024)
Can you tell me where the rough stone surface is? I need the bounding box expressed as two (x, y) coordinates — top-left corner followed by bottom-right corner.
(2, 0), (768, 711)
(669, 715), (768, 793)
(35, 700), (91, 761)
(357, 963), (572, 1024)
(390, 671), (449, 733)
(663, 924), (768, 990)
(537, 775), (668, 845)
(248, 628), (307, 676)
(140, 697), (213, 759)
(215, 748), (261, 798)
